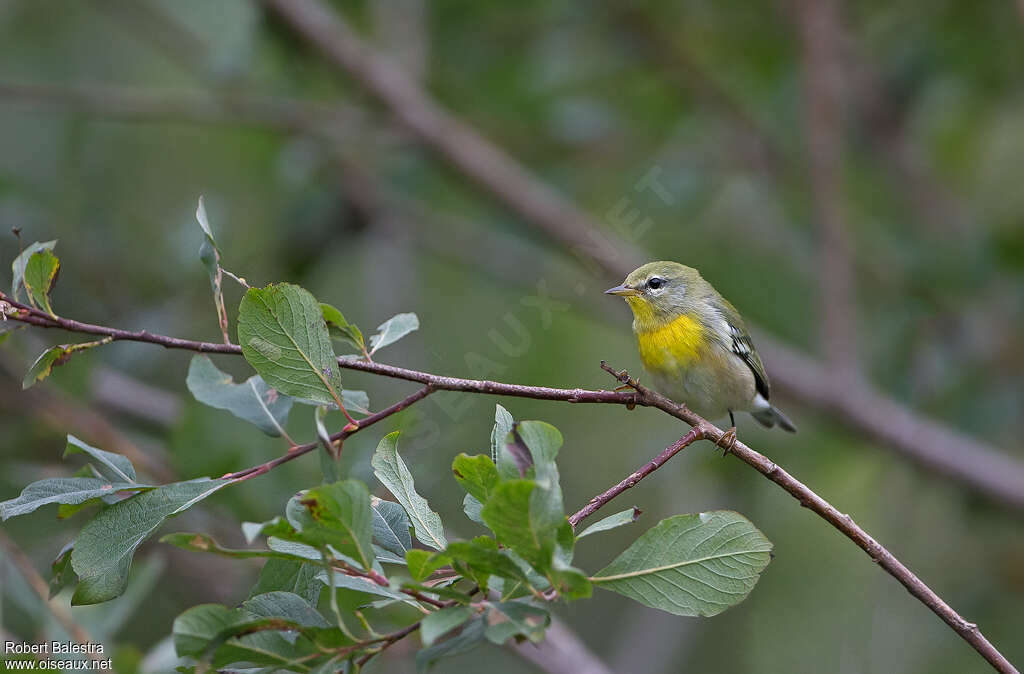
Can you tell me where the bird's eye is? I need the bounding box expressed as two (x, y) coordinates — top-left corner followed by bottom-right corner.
(647, 277), (665, 290)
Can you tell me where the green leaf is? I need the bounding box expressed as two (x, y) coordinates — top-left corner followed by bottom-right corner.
(483, 602), (549, 644)
(491, 405), (517, 480)
(315, 569), (409, 602)
(173, 604), (240, 658)
(371, 497), (412, 557)
(414, 617), (484, 673)
(250, 558), (321, 606)
(296, 480), (375, 571)
(237, 283), (343, 408)
(23, 249), (60, 316)
(480, 480), (544, 568)
(71, 478), (229, 604)
(592, 511), (773, 617)
(576, 507), (642, 539)
(444, 538), (534, 588)
(405, 549), (450, 583)
(22, 338), (111, 389)
(369, 312), (419, 354)
(49, 540), (74, 599)
(315, 405), (340, 483)
(64, 435), (137, 483)
(421, 606), (473, 646)
(372, 432), (447, 551)
(451, 454), (499, 503)
(242, 591), (328, 628)
(196, 196), (229, 342)
(11, 239), (56, 301)
(159, 533), (299, 561)
(463, 494), (484, 524)
(0, 477), (145, 520)
(320, 303), (365, 355)
(186, 355), (294, 437)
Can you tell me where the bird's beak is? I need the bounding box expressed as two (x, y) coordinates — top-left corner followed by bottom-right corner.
(604, 284), (639, 297)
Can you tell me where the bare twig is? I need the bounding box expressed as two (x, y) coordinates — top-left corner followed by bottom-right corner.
(257, 0), (1024, 514)
(0, 532), (108, 670)
(2, 298), (1018, 672)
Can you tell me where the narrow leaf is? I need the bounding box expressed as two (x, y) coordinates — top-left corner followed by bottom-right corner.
(64, 435), (137, 483)
(371, 497), (412, 557)
(451, 454), (499, 503)
(237, 283), (343, 408)
(186, 355), (293, 437)
(0, 477), (145, 520)
(22, 338), (111, 389)
(576, 507), (642, 539)
(372, 432), (447, 550)
(421, 606), (473, 646)
(11, 239), (56, 300)
(71, 478), (229, 604)
(592, 511), (773, 617)
(295, 480), (375, 571)
(369, 312), (419, 354)
(321, 303), (365, 355)
(196, 196), (229, 344)
(491, 405), (517, 479)
(23, 249), (60, 316)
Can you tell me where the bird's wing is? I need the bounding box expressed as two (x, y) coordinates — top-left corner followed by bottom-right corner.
(713, 297), (771, 401)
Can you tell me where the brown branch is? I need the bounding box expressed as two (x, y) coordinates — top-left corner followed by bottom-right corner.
(569, 424), (705, 527)
(592, 365), (1019, 674)
(257, 0), (1024, 516)
(2, 298), (1018, 671)
(0, 531), (109, 670)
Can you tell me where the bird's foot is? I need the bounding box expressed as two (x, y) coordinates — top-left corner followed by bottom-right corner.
(614, 376), (640, 392)
(717, 427), (738, 457)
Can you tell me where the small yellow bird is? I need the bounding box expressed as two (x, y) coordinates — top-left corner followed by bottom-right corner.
(606, 261), (796, 440)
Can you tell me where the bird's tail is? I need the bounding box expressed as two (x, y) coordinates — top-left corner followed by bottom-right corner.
(752, 405), (797, 433)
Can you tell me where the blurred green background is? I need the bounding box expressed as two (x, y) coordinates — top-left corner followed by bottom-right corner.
(1, 1), (1022, 672)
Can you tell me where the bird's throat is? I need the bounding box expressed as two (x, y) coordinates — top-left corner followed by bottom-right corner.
(634, 312), (706, 370)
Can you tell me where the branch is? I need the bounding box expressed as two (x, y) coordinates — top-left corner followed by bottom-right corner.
(2, 299), (1018, 672)
(258, 0), (1024, 514)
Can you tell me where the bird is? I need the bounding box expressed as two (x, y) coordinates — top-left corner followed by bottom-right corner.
(605, 261), (796, 448)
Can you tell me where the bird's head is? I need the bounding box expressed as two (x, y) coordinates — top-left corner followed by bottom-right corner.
(605, 261), (704, 326)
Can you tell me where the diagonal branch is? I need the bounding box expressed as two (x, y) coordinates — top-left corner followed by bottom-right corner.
(258, 0), (1024, 514)
(1, 296), (1018, 672)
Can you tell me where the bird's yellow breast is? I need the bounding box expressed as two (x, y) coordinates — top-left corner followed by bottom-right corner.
(633, 312), (707, 372)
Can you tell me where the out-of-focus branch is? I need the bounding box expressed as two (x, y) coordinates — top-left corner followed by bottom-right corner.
(1, 299), (1019, 672)
(794, 0), (859, 377)
(508, 615), (614, 674)
(258, 0), (1024, 513)
(0, 81), (363, 136)
(0, 531), (108, 670)
(262, 0), (644, 277)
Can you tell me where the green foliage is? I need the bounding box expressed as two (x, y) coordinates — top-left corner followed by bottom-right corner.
(71, 478), (230, 604)
(23, 249), (60, 316)
(22, 338), (111, 389)
(576, 507), (642, 539)
(592, 511), (773, 617)
(372, 431), (448, 550)
(186, 354), (294, 436)
(237, 283), (344, 408)
(368, 312), (420, 355)
(0, 257), (776, 669)
(10, 239), (56, 301)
